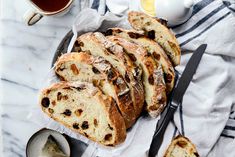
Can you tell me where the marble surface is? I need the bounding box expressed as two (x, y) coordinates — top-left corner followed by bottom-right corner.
(0, 0), (93, 156)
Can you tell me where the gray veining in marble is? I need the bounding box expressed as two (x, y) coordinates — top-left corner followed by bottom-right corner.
(0, 0), (94, 156)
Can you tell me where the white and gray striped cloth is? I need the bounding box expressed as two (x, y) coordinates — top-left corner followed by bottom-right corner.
(89, 0), (235, 156)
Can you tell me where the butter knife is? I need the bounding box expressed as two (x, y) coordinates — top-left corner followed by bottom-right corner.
(148, 44), (207, 157)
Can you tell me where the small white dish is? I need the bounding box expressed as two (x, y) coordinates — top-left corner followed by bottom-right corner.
(26, 128), (71, 157)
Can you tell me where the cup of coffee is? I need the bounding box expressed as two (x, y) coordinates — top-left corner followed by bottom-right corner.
(24, 0), (74, 26)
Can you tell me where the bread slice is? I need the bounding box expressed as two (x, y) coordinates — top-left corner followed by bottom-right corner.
(128, 11), (181, 66)
(76, 32), (144, 123)
(108, 36), (167, 118)
(39, 81), (126, 146)
(164, 135), (200, 157)
(106, 28), (175, 94)
(54, 52), (134, 128)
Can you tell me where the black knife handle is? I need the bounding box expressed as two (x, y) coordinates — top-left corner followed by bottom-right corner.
(148, 105), (177, 157)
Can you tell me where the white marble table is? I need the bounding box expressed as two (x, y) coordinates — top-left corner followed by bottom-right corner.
(0, 0), (93, 156)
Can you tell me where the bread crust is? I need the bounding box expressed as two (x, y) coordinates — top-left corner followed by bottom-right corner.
(164, 135), (200, 157)
(106, 28), (175, 94)
(39, 81), (126, 146)
(108, 36), (167, 117)
(76, 32), (145, 127)
(128, 11), (181, 66)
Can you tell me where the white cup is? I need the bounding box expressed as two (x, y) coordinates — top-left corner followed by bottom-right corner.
(23, 0), (74, 26)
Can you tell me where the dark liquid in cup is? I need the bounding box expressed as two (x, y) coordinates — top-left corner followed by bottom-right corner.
(31, 0), (70, 12)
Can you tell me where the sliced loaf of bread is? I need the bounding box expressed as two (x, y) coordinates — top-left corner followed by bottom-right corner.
(164, 135), (200, 157)
(76, 32), (144, 122)
(106, 28), (175, 94)
(128, 11), (181, 66)
(108, 36), (167, 117)
(39, 81), (126, 146)
(54, 52), (134, 128)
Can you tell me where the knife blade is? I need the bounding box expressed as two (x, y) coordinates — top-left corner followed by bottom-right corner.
(171, 44), (207, 107)
(148, 44), (207, 157)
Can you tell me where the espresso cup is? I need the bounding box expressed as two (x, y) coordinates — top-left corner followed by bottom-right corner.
(24, 0), (74, 26)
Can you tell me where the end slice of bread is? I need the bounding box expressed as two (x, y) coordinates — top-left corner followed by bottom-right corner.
(164, 135), (200, 157)
(54, 52), (134, 128)
(106, 28), (175, 94)
(108, 36), (167, 118)
(39, 81), (126, 146)
(128, 11), (181, 66)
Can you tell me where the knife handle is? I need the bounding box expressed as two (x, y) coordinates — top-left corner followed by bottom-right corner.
(148, 105), (177, 157)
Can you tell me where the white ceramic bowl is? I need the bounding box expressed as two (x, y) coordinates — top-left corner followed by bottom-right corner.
(26, 128), (71, 157)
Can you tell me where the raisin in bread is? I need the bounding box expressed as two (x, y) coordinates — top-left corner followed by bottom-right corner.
(128, 11), (181, 66)
(76, 32), (144, 121)
(106, 28), (175, 94)
(39, 81), (126, 146)
(55, 52), (134, 128)
(108, 36), (167, 117)
(164, 135), (200, 157)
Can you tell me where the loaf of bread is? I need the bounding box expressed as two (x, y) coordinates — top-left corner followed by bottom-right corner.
(108, 36), (167, 118)
(76, 32), (145, 121)
(106, 28), (175, 94)
(128, 11), (181, 66)
(39, 81), (126, 146)
(54, 52), (134, 128)
(164, 135), (200, 157)
(39, 11), (181, 147)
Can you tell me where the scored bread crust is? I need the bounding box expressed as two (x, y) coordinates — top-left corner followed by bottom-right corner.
(128, 11), (181, 66)
(54, 52), (134, 128)
(39, 81), (126, 146)
(108, 36), (167, 117)
(106, 28), (175, 94)
(76, 32), (145, 126)
(164, 135), (200, 157)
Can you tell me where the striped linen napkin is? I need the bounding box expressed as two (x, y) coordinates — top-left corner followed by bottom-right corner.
(90, 0), (235, 156)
